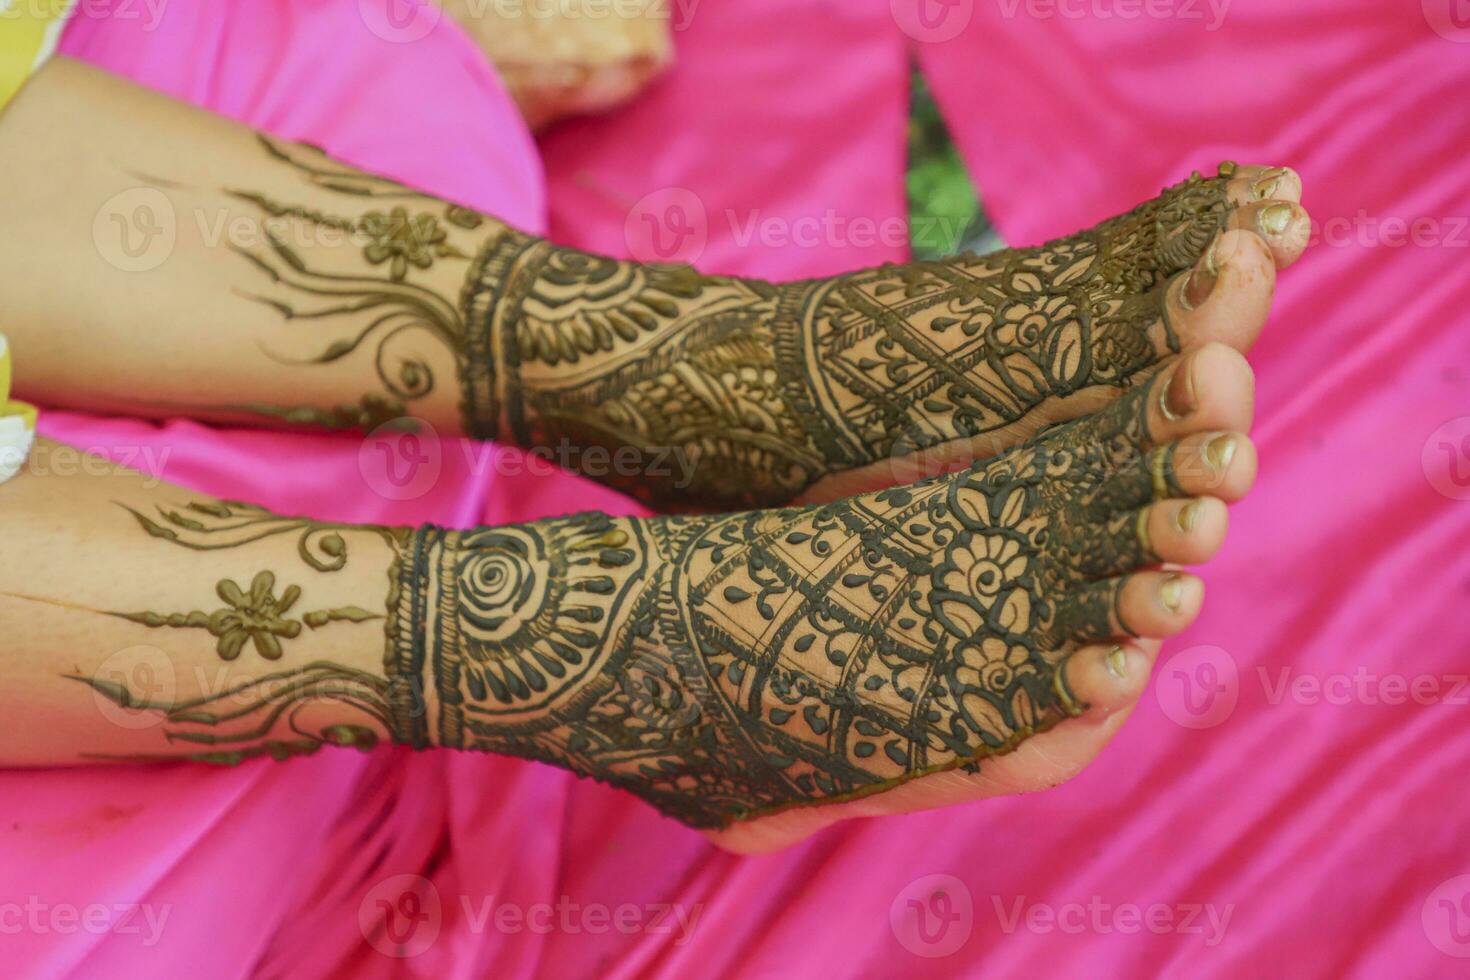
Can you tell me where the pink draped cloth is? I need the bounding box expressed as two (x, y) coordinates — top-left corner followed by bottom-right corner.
(6, 0), (1468, 975)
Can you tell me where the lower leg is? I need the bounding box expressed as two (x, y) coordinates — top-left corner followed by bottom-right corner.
(0, 342), (1255, 845)
(0, 58), (1302, 512)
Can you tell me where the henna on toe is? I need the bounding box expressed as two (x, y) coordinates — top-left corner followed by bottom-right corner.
(461, 162), (1287, 509)
(202, 139), (1297, 510)
(383, 340), (1254, 831)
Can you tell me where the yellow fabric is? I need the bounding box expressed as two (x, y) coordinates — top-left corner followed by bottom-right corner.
(0, 0), (77, 110)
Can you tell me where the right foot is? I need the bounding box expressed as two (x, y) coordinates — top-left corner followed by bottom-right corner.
(461, 162), (1299, 508)
(383, 341), (1257, 846)
(222, 145), (1302, 510)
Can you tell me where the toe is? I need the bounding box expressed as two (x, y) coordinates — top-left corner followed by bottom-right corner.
(1061, 640), (1161, 718)
(1229, 199), (1311, 268)
(1070, 495), (1229, 579)
(1149, 431), (1258, 504)
(1136, 497), (1229, 566)
(1142, 343), (1256, 447)
(1224, 164), (1303, 206)
(1088, 430), (1258, 519)
(1064, 571), (1205, 640)
(1161, 229), (1277, 355)
(1026, 342), (1253, 490)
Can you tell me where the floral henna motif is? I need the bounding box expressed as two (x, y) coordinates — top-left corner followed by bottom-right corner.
(71, 663), (389, 764)
(457, 167), (1235, 509)
(68, 497), (401, 762)
(110, 569), (381, 662)
(71, 391), (1177, 824)
(385, 382), (1175, 828)
(218, 139), (1231, 509)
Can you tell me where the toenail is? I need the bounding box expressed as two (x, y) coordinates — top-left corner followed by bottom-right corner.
(1259, 202), (1294, 237)
(1205, 433), (1238, 473)
(1176, 500), (1202, 533)
(1105, 645), (1128, 680)
(1159, 361), (1198, 420)
(1252, 167), (1289, 200)
(1179, 238), (1221, 311)
(1160, 575), (1185, 613)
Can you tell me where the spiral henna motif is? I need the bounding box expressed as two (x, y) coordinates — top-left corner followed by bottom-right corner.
(458, 166), (1234, 510)
(455, 527), (548, 645)
(386, 380), (1189, 828)
(227, 138), (1231, 510)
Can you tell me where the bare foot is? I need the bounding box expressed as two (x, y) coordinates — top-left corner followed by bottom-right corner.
(459, 161), (1297, 507)
(374, 344), (1256, 850)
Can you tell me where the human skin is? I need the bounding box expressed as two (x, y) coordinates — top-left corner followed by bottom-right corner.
(0, 54), (1279, 850)
(0, 57), (1304, 512)
(0, 338), (1256, 850)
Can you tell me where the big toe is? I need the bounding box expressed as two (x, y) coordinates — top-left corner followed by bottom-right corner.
(1222, 163), (1312, 268)
(1162, 229), (1278, 356)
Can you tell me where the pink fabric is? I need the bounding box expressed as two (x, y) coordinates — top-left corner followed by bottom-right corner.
(5, 0), (1468, 976)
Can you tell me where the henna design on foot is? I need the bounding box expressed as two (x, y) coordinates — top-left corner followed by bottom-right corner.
(385, 380), (1198, 828)
(216, 138), (1234, 508)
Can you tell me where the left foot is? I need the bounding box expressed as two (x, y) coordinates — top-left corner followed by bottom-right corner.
(8, 343), (1253, 850)
(381, 343), (1257, 848)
